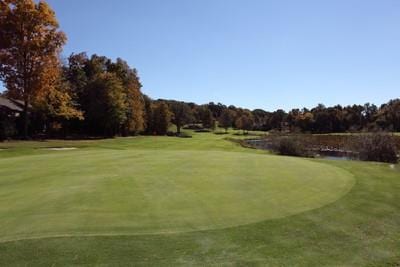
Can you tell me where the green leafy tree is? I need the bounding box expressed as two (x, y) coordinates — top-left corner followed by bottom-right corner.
(82, 73), (127, 136)
(64, 53), (146, 137)
(152, 101), (171, 135)
(169, 101), (193, 134)
(143, 95), (154, 134)
(64, 53), (90, 100)
(108, 58), (145, 135)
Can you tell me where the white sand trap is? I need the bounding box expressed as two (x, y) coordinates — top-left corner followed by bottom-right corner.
(44, 147), (78, 151)
(390, 164), (396, 169)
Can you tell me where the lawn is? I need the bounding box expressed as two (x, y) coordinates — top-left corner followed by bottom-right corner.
(0, 132), (399, 266)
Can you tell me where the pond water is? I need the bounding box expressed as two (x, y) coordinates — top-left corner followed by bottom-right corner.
(316, 155), (351, 161)
(314, 149), (357, 161)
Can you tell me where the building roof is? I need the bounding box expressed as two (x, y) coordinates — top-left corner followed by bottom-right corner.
(9, 98), (31, 109)
(0, 96), (23, 112)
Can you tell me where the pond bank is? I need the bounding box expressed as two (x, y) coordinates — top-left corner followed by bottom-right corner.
(244, 138), (358, 160)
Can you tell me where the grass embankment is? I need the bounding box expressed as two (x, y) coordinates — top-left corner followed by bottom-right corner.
(0, 132), (399, 266)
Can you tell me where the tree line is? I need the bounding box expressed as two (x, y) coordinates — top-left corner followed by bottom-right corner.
(1, 0), (399, 140)
(148, 99), (400, 135)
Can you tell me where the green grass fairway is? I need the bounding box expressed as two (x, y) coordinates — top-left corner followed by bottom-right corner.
(0, 132), (399, 266)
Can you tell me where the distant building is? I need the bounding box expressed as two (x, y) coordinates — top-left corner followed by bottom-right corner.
(0, 96), (23, 115)
(0, 96), (24, 140)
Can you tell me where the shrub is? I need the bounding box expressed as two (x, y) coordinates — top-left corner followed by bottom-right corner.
(270, 136), (308, 157)
(354, 133), (398, 163)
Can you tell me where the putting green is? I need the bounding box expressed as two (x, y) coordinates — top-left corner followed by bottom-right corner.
(0, 149), (354, 241)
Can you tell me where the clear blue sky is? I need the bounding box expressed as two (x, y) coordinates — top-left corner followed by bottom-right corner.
(2, 0), (400, 111)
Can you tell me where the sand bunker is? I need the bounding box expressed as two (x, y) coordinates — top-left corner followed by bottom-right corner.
(44, 147), (78, 151)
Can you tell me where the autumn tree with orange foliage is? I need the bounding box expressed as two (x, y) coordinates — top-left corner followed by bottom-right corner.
(0, 0), (81, 137)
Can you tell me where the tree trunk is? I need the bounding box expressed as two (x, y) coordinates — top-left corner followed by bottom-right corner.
(176, 123), (181, 134)
(22, 97), (29, 139)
